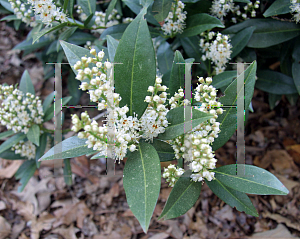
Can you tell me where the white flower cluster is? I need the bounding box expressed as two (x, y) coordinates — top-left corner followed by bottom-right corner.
(290, 0), (300, 23)
(77, 7), (120, 34)
(140, 77), (169, 143)
(0, 85), (44, 134)
(233, 0), (260, 23)
(122, 17), (134, 24)
(11, 140), (36, 160)
(27, 0), (67, 26)
(200, 31), (232, 75)
(162, 77), (223, 185)
(8, 0), (37, 27)
(162, 164), (184, 187)
(162, 0), (187, 36)
(210, 0), (237, 23)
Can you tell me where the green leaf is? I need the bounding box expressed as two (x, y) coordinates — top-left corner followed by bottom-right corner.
(230, 26), (256, 58)
(68, 70), (82, 105)
(84, 13), (94, 26)
(212, 61), (257, 151)
(256, 70), (298, 94)
(233, 0), (250, 2)
(292, 38), (300, 95)
(168, 51), (185, 98)
(0, 133), (26, 155)
(157, 41), (174, 75)
(206, 178), (259, 217)
(0, 149), (26, 160)
(63, 0), (69, 12)
(106, 35), (119, 62)
(60, 40), (95, 75)
(0, 130), (15, 140)
(43, 96), (73, 122)
(139, 0), (154, 8)
(15, 160), (37, 192)
(32, 22), (68, 44)
(222, 19), (300, 48)
(13, 36), (52, 52)
(213, 164), (289, 195)
(286, 93), (299, 105)
(43, 92), (55, 112)
(67, 0), (75, 16)
(1, 15), (18, 21)
(13, 19), (21, 30)
(39, 136), (96, 161)
(0, 0), (13, 12)
(27, 125), (40, 147)
(123, 142), (161, 233)
(177, 13), (224, 38)
(151, 0), (172, 23)
(64, 158), (73, 185)
(57, 27), (78, 52)
(19, 70), (35, 95)
(212, 70), (236, 89)
(114, 8), (156, 119)
(263, 0), (291, 17)
(46, 40), (59, 54)
(268, 93), (281, 110)
(78, 0), (96, 15)
(158, 106), (213, 140)
(90, 152), (105, 159)
(147, 138), (175, 162)
(100, 23), (129, 40)
(105, 0), (118, 25)
(179, 36), (203, 63)
(68, 31), (97, 45)
(158, 170), (202, 220)
(35, 133), (48, 168)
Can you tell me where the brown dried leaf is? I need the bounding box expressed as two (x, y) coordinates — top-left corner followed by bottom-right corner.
(0, 160), (23, 179)
(0, 216), (11, 239)
(52, 224), (80, 239)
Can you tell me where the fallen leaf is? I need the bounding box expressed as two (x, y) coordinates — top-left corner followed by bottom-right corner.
(0, 216), (11, 239)
(11, 220), (25, 239)
(148, 232), (169, 239)
(249, 223), (296, 238)
(0, 200), (6, 210)
(262, 211), (300, 231)
(0, 160), (23, 179)
(52, 224), (80, 239)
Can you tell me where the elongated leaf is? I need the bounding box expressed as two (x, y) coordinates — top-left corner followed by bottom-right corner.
(78, 0), (96, 15)
(151, 0), (172, 23)
(27, 125), (40, 146)
(158, 170), (202, 220)
(19, 70), (35, 95)
(68, 31), (97, 45)
(256, 70), (298, 94)
(158, 106), (213, 140)
(43, 96), (73, 122)
(230, 26), (256, 58)
(13, 36), (52, 51)
(0, 130), (14, 140)
(91, 152), (105, 159)
(292, 38), (300, 94)
(268, 93), (281, 110)
(100, 23), (129, 40)
(68, 71), (82, 105)
(64, 158), (73, 185)
(0, 149), (26, 160)
(1, 14), (18, 21)
(32, 22), (68, 44)
(168, 51), (185, 98)
(15, 160), (37, 192)
(206, 178), (259, 217)
(39, 136), (96, 161)
(0, 0), (13, 12)
(105, 0), (117, 25)
(263, 0), (291, 17)
(213, 164), (289, 195)
(35, 133), (47, 168)
(147, 138), (175, 162)
(43, 92), (55, 112)
(180, 36), (203, 63)
(212, 70), (236, 89)
(114, 8), (156, 119)
(177, 13), (224, 38)
(157, 41), (174, 75)
(212, 61), (256, 151)
(222, 19), (300, 48)
(123, 142), (161, 233)
(60, 40), (95, 74)
(0, 133), (26, 155)
(67, 0), (74, 17)
(106, 35), (119, 62)
(57, 27), (77, 52)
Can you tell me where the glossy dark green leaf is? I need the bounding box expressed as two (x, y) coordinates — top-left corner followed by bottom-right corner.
(268, 93), (281, 110)
(123, 142), (161, 233)
(230, 26), (256, 58)
(38, 136), (96, 161)
(1, 14), (18, 21)
(43, 96), (73, 122)
(286, 93), (299, 105)
(0, 133), (26, 155)
(280, 39), (295, 77)
(179, 36), (203, 63)
(292, 38), (300, 94)
(32, 22), (68, 44)
(177, 13), (224, 38)
(105, 0), (118, 25)
(212, 71), (236, 89)
(35, 133), (48, 168)
(67, 0), (74, 16)
(68, 70), (82, 105)
(19, 70), (35, 95)
(42, 92), (55, 112)
(57, 27), (78, 51)
(78, 0), (96, 15)
(13, 19), (21, 30)
(106, 35), (119, 62)
(100, 23), (129, 40)
(15, 160), (37, 192)
(148, 138), (175, 162)
(158, 106), (213, 140)
(114, 8), (156, 119)
(68, 31), (97, 45)
(151, 0), (172, 22)
(90, 152), (105, 159)
(27, 125), (40, 147)
(0, 0), (13, 12)
(213, 164), (289, 195)
(0, 130), (14, 140)
(263, 0), (291, 17)
(212, 61), (256, 151)
(13, 36), (52, 51)
(46, 40), (59, 54)
(222, 19), (300, 48)
(206, 178), (259, 217)
(256, 70), (298, 94)
(157, 41), (174, 75)
(0, 149), (26, 160)
(64, 158), (73, 185)
(168, 51), (185, 98)
(158, 170), (202, 220)
(63, 0), (69, 12)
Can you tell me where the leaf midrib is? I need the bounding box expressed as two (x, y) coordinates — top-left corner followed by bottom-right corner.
(139, 144), (147, 228)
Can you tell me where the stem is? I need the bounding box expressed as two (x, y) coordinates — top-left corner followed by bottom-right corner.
(207, 61), (212, 77)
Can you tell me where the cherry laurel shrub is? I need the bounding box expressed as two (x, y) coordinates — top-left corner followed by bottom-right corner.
(0, 0), (296, 234)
